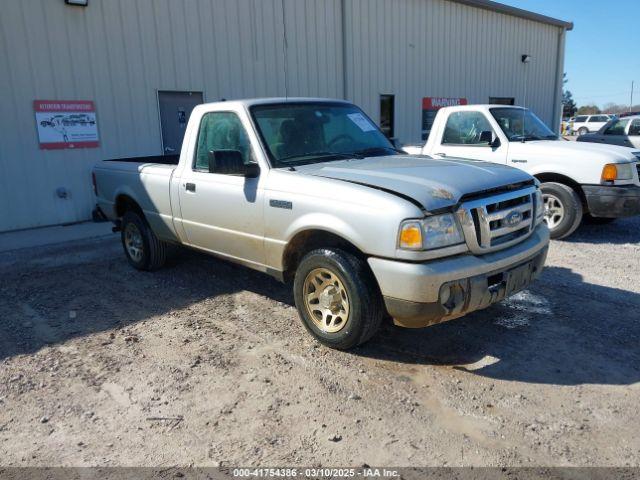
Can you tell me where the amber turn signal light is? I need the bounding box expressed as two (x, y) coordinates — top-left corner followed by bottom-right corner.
(601, 164), (618, 182)
(399, 222), (423, 250)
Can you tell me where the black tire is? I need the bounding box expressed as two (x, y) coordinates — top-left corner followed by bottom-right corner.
(121, 210), (167, 271)
(584, 214), (616, 225)
(578, 127), (588, 136)
(541, 182), (583, 240)
(293, 248), (384, 350)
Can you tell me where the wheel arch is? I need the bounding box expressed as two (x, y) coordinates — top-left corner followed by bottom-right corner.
(534, 172), (588, 209)
(281, 229), (369, 284)
(115, 193), (144, 218)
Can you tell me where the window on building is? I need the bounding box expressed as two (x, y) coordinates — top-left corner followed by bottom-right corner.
(379, 95), (395, 138)
(442, 111), (494, 145)
(194, 112), (254, 171)
(489, 97), (515, 106)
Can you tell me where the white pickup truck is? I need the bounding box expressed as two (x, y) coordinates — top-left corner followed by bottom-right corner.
(404, 105), (640, 238)
(94, 98), (549, 349)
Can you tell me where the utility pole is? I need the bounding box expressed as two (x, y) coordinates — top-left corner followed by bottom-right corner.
(631, 81), (635, 112)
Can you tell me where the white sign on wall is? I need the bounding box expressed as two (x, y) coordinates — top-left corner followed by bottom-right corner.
(34, 100), (99, 149)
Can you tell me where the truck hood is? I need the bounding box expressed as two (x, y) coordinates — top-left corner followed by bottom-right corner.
(511, 139), (640, 162)
(295, 155), (533, 212)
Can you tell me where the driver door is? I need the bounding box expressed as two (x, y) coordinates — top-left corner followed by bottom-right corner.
(178, 111), (266, 267)
(433, 110), (508, 165)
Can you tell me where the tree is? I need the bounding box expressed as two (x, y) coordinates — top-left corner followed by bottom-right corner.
(577, 105), (601, 115)
(562, 73), (577, 117)
(601, 102), (640, 114)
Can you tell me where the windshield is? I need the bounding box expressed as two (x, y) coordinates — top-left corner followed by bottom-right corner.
(490, 108), (558, 141)
(250, 102), (397, 167)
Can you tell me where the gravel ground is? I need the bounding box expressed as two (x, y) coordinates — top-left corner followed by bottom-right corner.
(0, 217), (638, 467)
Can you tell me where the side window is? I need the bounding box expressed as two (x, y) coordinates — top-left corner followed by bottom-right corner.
(629, 119), (640, 136)
(194, 112), (253, 171)
(442, 111), (494, 145)
(604, 119), (629, 135)
(574, 116), (587, 123)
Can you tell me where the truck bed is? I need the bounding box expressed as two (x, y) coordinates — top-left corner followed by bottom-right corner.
(104, 154), (179, 165)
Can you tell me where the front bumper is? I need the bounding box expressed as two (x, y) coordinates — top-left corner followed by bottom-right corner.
(583, 184), (640, 218)
(368, 225), (549, 328)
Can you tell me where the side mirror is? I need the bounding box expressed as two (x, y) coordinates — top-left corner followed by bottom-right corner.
(390, 137), (402, 150)
(208, 150), (260, 178)
(479, 131), (493, 144)
(479, 130), (501, 148)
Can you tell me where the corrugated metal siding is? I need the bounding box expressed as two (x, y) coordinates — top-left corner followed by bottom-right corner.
(0, 0), (562, 232)
(0, 0), (343, 232)
(344, 0), (563, 143)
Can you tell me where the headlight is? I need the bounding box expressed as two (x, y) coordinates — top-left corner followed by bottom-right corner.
(399, 214), (464, 250)
(601, 163), (633, 182)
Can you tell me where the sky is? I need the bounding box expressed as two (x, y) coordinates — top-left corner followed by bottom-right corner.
(501, 0), (640, 109)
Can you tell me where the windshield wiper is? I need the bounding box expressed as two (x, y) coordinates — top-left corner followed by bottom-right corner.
(510, 134), (542, 142)
(352, 146), (401, 157)
(277, 151), (363, 165)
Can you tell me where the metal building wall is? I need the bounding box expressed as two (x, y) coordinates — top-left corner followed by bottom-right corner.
(0, 0), (343, 232)
(343, 0), (565, 143)
(0, 0), (564, 233)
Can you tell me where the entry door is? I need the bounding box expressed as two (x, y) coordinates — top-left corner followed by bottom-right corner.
(158, 91), (203, 155)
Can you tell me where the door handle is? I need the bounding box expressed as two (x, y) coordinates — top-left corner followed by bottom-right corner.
(435, 152), (447, 157)
(165, 146), (176, 153)
(185, 182), (196, 192)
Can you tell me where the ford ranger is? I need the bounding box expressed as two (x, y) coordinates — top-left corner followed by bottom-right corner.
(403, 105), (640, 239)
(93, 98), (549, 350)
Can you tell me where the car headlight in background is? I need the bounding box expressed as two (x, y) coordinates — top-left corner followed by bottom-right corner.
(399, 214), (464, 250)
(601, 163), (633, 183)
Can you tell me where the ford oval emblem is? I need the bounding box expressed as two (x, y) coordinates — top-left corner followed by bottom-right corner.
(505, 210), (523, 227)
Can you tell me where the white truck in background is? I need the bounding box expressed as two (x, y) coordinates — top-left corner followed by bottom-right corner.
(404, 105), (640, 239)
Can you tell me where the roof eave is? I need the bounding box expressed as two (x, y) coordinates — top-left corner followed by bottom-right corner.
(451, 0), (573, 30)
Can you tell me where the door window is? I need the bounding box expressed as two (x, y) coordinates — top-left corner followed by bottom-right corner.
(604, 119), (629, 135)
(194, 112), (253, 171)
(629, 119), (640, 136)
(574, 116), (588, 123)
(589, 115), (608, 123)
(442, 111), (494, 145)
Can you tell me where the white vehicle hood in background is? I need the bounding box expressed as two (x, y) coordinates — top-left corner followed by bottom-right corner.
(509, 139), (640, 162)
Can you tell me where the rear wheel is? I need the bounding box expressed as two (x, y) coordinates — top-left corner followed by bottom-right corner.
(293, 248), (383, 350)
(541, 182), (583, 239)
(121, 210), (167, 271)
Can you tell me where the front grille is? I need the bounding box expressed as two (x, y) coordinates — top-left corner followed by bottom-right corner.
(457, 186), (537, 254)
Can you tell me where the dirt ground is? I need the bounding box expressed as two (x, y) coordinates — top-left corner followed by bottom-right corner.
(0, 217), (639, 467)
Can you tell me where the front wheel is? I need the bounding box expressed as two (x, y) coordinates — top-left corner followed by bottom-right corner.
(578, 127), (588, 136)
(293, 248), (384, 350)
(541, 182), (583, 239)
